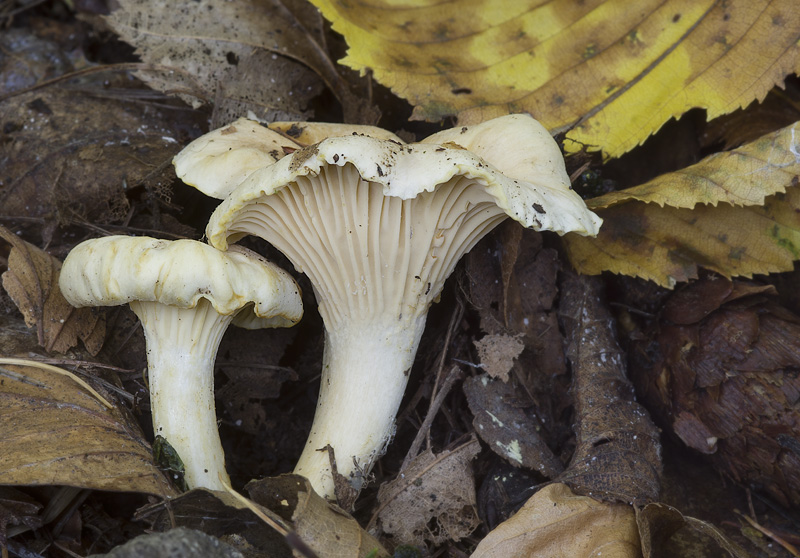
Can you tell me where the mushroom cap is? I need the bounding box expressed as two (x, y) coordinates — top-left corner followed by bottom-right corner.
(421, 114), (572, 189)
(268, 121), (404, 146)
(204, 116), (601, 252)
(59, 236), (303, 328)
(173, 118), (301, 199)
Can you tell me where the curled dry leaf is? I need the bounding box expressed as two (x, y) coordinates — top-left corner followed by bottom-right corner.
(558, 273), (661, 505)
(0, 361), (175, 497)
(463, 374), (563, 478)
(247, 475), (389, 558)
(0, 225), (104, 355)
(471, 483), (641, 558)
(376, 438), (481, 546)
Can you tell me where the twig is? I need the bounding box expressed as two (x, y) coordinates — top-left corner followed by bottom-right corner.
(736, 510), (800, 557)
(400, 365), (464, 472)
(218, 475), (319, 558)
(0, 357), (112, 408)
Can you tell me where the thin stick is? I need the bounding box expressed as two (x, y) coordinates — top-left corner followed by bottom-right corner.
(217, 475), (319, 558)
(400, 366), (463, 472)
(0, 357), (112, 408)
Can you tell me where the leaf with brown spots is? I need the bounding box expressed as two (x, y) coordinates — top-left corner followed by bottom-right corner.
(307, 0), (800, 158)
(0, 226), (105, 355)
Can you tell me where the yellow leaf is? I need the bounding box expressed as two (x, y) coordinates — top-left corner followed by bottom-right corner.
(471, 483), (641, 558)
(589, 122), (800, 210)
(563, 187), (800, 287)
(310, 0), (800, 158)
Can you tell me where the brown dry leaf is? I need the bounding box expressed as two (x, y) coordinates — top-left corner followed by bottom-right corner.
(0, 87), (191, 224)
(0, 226), (105, 355)
(0, 362), (175, 497)
(0, 487), (42, 548)
(376, 438), (481, 546)
(558, 273), (661, 505)
(106, 0), (365, 123)
(473, 333), (524, 382)
(309, 0), (800, 159)
(471, 483), (641, 558)
(463, 374), (563, 478)
(247, 475), (389, 558)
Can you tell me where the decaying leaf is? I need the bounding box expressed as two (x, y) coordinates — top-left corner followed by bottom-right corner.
(630, 276), (800, 507)
(464, 374), (563, 478)
(471, 483), (641, 558)
(557, 273), (661, 505)
(0, 361), (175, 497)
(106, 0), (359, 123)
(247, 475), (389, 558)
(0, 487), (42, 549)
(308, 0), (800, 158)
(473, 333), (524, 382)
(0, 225), (105, 355)
(0, 87), (192, 225)
(376, 438), (481, 546)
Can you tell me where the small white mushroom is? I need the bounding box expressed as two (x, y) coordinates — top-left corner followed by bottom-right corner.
(58, 236), (303, 491)
(175, 114), (602, 499)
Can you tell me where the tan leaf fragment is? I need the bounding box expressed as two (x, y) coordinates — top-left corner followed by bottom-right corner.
(377, 438), (481, 546)
(247, 475), (389, 558)
(0, 226), (105, 355)
(471, 483), (641, 558)
(589, 121), (800, 210)
(0, 362), (175, 497)
(474, 333), (525, 382)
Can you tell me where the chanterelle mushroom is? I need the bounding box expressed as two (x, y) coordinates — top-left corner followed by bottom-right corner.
(58, 236), (303, 491)
(175, 114), (602, 499)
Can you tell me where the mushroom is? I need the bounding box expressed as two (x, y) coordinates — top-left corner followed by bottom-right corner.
(175, 114), (602, 498)
(58, 236), (303, 491)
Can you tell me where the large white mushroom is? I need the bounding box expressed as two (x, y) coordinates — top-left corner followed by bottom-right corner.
(58, 236), (303, 491)
(175, 114), (602, 499)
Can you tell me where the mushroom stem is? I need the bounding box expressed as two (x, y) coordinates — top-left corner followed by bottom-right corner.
(294, 314), (427, 497)
(131, 299), (232, 491)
